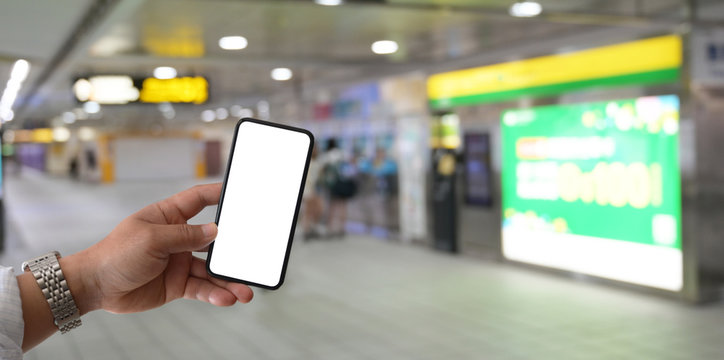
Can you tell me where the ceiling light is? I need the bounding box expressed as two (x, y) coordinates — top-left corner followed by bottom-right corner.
(154, 66), (177, 79)
(74, 108), (88, 120)
(230, 105), (243, 118)
(0, 59), (30, 122)
(158, 102), (176, 120)
(371, 40), (398, 55)
(257, 100), (270, 120)
(219, 36), (248, 50)
(271, 68), (293, 81)
(73, 79), (92, 102)
(62, 111), (76, 124)
(509, 1), (542, 17)
(10, 59), (30, 83)
(315, 0), (343, 5)
(239, 108), (254, 118)
(78, 127), (96, 141)
(201, 109), (216, 122)
(53, 127), (71, 142)
(83, 101), (101, 114)
(216, 107), (229, 120)
(85, 76), (139, 104)
(3, 130), (14, 143)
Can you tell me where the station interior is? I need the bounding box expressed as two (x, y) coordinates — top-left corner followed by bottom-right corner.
(3, 0), (724, 359)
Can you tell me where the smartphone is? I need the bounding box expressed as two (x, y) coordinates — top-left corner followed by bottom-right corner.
(207, 118), (314, 289)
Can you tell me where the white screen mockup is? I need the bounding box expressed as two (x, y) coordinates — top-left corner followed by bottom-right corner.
(209, 120), (311, 287)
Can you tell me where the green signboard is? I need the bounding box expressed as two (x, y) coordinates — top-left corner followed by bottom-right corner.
(501, 95), (682, 291)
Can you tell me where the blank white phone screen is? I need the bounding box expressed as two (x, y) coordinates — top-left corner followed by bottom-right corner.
(209, 121), (311, 287)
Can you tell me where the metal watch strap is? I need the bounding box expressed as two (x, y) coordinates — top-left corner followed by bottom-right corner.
(22, 251), (82, 334)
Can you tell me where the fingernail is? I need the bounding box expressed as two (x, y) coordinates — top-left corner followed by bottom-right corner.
(201, 223), (217, 238)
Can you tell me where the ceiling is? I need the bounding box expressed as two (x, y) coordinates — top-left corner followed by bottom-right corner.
(0, 0), (722, 129)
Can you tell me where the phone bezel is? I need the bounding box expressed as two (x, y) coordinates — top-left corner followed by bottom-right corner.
(206, 117), (314, 289)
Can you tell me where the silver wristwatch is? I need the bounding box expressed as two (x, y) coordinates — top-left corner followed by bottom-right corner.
(22, 251), (82, 334)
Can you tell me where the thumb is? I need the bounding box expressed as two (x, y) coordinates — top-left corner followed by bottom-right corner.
(151, 223), (217, 255)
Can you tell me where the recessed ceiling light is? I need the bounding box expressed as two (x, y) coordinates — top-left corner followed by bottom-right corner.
(79, 127), (96, 141)
(73, 79), (92, 102)
(219, 36), (248, 50)
(62, 111), (76, 124)
(271, 68), (293, 81)
(509, 1), (542, 17)
(53, 127), (71, 142)
(216, 107), (229, 120)
(154, 66), (177, 79)
(83, 101), (101, 114)
(371, 40), (398, 55)
(315, 0), (343, 5)
(201, 110), (216, 122)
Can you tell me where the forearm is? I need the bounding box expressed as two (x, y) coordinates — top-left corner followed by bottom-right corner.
(18, 251), (99, 351)
(17, 270), (56, 351)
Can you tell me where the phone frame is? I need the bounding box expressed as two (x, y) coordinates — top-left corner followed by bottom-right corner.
(206, 117), (314, 289)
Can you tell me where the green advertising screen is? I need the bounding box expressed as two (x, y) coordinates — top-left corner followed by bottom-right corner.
(501, 95), (682, 291)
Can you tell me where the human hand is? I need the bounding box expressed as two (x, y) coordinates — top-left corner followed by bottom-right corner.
(64, 183), (253, 314)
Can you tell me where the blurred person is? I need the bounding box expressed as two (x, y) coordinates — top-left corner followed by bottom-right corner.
(320, 138), (357, 238)
(358, 147), (399, 237)
(0, 183), (253, 358)
(68, 155), (79, 179)
(301, 144), (324, 240)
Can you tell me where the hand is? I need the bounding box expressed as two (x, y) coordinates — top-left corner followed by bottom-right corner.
(66, 183), (253, 314)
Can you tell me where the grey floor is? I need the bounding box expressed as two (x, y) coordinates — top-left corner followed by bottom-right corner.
(5, 168), (724, 360)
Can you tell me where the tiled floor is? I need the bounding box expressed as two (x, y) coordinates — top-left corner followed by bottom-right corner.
(5, 169), (724, 359)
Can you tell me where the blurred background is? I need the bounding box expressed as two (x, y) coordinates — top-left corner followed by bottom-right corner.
(3, 0), (724, 359)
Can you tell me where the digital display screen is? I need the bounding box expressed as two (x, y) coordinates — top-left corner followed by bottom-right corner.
(208, 119), (313, 288)
(501, 95), (682, 291)
(463, 133), (492, 206)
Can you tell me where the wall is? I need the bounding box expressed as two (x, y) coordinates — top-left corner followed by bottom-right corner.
(114, 137), (197, 180)
(691, 89), (724, 282)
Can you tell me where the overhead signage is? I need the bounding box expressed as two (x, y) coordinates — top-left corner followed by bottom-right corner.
(31, 128), (53, 143)
(428, 35), (682, 108)
(139, 77), (208, 104)
(501, 95), (682, 291)
(73, 75), (208, 104)
(691, 28), (724, 86)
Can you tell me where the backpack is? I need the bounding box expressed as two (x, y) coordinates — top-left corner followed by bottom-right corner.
(323, 161), (358, 199)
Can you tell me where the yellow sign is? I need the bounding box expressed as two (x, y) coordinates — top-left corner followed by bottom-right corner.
(139, 76), (208, 104)
(428, 35), (682, 107)
(31, 128), (53, 143)
(143, 24), (205, 58)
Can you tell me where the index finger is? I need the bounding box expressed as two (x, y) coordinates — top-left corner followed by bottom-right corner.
(144, 183), (223, 223)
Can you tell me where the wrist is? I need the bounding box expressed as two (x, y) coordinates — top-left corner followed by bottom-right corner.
(59, 251), (101, 315)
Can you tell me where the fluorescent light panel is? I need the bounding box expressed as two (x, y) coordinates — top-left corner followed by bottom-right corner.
(271, 68), (293, 81)
(509, 1), (542, 17)
(153, 66), (177, 79)
(371, 40), (398, 55)
(219, 36), (248, 50)
(315, 0), (343, 5)
(0, 59), (31, 121)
